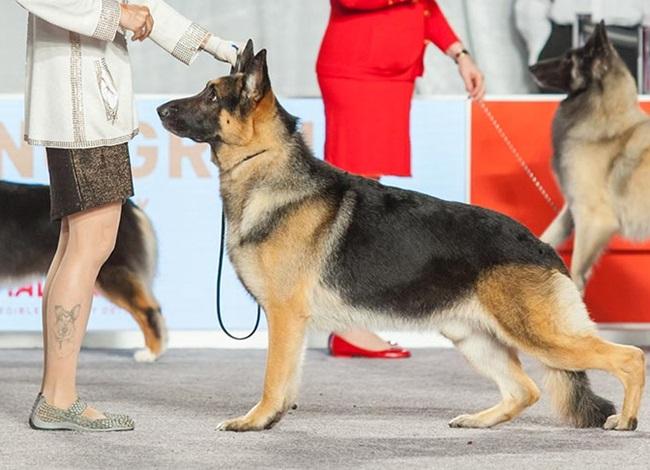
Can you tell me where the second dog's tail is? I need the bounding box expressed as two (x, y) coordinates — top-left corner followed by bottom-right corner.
(544, 368), (615, 427)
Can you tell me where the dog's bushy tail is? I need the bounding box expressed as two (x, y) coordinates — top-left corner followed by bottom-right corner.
(544, 368), (615, 427)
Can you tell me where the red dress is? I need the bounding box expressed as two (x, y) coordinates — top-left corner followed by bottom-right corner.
(317, 0), (459, 176)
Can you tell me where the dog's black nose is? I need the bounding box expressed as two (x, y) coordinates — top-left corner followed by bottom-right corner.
(157, 104), (175, 119)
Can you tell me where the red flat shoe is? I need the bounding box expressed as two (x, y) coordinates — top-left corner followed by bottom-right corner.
(328, 333), (411, 359)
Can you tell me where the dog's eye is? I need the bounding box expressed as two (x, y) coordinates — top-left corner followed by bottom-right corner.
(209, 88), (218, 103)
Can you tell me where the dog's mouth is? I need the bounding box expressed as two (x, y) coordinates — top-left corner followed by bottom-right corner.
(529, 63), (552, 87)
(529, 70), (549, 90)
(528, 62), (570, 92)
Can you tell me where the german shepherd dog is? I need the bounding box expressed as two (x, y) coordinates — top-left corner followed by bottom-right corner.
(0, 181), (167, 362)
(158, 41), (645, 432)
(531, 22), (650, 294)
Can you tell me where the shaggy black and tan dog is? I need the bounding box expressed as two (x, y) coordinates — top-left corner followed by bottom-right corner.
(158, 41), (644, 432)
(532, 22), (650, 295)
(0, 181), (166, 361)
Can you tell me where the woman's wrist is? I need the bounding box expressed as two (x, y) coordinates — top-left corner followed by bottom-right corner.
(445, 42), (470, 64)
(200, 33), (212, 50)
(445, 42), (463, 57)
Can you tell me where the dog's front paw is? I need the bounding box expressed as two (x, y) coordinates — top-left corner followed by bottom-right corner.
(603, 414), (638, 431)
(216, 407), (285, 432)
(448, 414), (492, 429)
(134, 348), (158, 363)
(217, 415), (266, 432)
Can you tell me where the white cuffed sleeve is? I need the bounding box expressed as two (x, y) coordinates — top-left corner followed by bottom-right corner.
(15, 0), (121, 41)
(132, 0), (210, 65)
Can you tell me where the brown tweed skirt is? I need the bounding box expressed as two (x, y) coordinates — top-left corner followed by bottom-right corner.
(46, 143), (134, 221)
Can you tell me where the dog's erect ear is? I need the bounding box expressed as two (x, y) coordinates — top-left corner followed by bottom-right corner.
(585, 20), (610, 54)
(243, 49), (271, 103)
(231, 39), (255, 75)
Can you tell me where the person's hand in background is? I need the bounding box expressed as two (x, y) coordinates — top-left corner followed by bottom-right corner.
(457, 54), (485, 100)
(202, 35), (240, 67)
(119, 4), (153, 41)
(446, 42), (485, 100)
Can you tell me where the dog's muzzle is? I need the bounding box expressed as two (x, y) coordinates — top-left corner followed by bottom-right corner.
(157, 103), (176, 120)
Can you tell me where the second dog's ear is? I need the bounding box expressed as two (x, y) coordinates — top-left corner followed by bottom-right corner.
(231, 39), (255, 75)
(585, 20), (610, 54)
(243, 49), (271, 103)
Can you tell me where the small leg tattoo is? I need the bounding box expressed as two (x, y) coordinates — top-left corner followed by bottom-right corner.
(53, 304), (81, 351)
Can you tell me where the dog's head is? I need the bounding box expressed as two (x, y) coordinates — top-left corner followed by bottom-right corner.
(529, 21), (617, 94)
(157, 40), (274, 149)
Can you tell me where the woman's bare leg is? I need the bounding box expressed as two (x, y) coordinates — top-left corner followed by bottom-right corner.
(40, 202), (122, 419)
(41, 218), (70, 376)
(333, 327), (395, 351)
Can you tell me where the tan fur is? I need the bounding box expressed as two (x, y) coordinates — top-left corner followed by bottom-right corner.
(544, 368), (576, 422)
(448, 328), (540, 428)
(216, 189), (337, 430)
(214, 80), (276, 149)
(256, 200), (333, 300)
(218, 206), (322, 431)
(541, 59), (650, 292)
(476, 265), (596, 348)
(476, 264), (645, 429)
(217, 282), (310, 431)
(99, 271), (166, 359)
(542, 337), (645, 430)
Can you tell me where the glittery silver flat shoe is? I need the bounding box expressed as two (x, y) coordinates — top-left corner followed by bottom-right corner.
(29, 394), (134, 432)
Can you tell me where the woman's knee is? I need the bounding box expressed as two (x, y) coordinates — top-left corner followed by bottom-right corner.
(66, 204), (122, 267)
(93, 227), (119, 264)
(68, 227), (118, 267)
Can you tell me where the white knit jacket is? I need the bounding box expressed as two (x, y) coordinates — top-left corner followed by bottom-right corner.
(16, 0), (212, 148)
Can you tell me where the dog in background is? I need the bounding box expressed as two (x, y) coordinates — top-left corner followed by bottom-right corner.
(158, 40), (644, 432)
(531, 22), (650, 293)
(0, 181), (167, 362)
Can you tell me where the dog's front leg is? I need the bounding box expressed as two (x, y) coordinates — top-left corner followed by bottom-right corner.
(571, 212), (618, 294)
(217, 301), (308, 432)
(540, 204), (573, 248)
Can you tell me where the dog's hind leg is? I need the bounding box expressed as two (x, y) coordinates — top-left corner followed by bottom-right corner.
(97, 266), (167, 362)
(217, 293), (309, 432)
(540, 204), (573, 248)
(444, 325), (540, 428)
(539, 337), (645, 430)
(478, 266), (645, 430)
(570, 210), (618, 293)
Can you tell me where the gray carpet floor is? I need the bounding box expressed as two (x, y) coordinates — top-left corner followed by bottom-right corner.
(1, 348), (649, 469)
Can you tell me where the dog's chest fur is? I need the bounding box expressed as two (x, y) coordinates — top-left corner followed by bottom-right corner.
(553, 91), (649, 208)
(555, 137), (621, 204)
(222, 177), (334, 307)
(551, 83), (650, 241)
